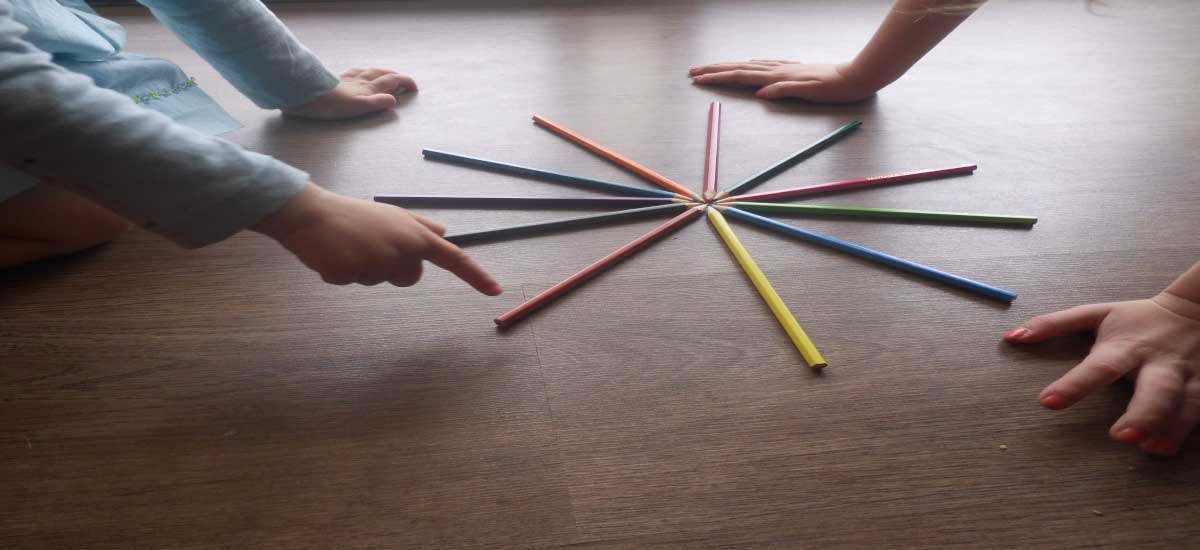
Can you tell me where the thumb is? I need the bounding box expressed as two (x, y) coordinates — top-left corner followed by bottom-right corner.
(1004, 302), (1114, 343)
(756, 81), (820, 100)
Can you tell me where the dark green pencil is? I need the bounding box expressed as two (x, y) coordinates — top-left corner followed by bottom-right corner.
(716, 120), (862, 199)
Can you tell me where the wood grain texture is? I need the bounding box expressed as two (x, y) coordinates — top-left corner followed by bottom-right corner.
(3, 1), (1200, 548)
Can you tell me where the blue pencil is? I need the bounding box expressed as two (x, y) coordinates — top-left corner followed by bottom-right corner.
(720, 206), (1017, 302)
(422, 149), (677, 198)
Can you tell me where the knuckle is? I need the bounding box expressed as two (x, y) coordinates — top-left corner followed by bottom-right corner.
(1087, 360), (1128, 380)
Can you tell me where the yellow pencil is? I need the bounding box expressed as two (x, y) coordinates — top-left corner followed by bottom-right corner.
(706, 207), (827, 369)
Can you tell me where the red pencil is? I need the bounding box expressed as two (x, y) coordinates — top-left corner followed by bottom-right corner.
(718, 164), (978, 203)
(702, 102), (721, 201)
(495, 205), (705, 327)
(532, 115), (701, 200)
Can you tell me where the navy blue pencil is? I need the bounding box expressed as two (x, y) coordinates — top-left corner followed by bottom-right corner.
(719, 206), (1017, 302)
(716, 120), (862, 199)
(422, 149), (677, 198)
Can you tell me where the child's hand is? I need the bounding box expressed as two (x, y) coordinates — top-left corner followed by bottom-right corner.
(252, 184), (501, 295)
(689, 60), (878, 103)
(282, 68), (417, 120)
(1005, 293), (1200, 456)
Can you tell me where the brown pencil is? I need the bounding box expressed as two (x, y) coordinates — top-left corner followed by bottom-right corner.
(702, 102), (721, 201)
(494, 205), (705, 327)
(532, 114), (701, 200)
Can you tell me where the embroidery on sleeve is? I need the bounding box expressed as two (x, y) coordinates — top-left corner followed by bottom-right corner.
(131, 77), (198, 105)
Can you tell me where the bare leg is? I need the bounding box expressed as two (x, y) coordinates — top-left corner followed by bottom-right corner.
(0, 185), (131, 269)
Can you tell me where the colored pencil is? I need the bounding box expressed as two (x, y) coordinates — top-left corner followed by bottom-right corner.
(446, 203), (688, 246)
(374, 195), (679, 209)
(719, 164), (978, 203)
(728, 202), (1037, 226)
(422, 149), (677, 198)
(715, 120), (862, 199)
(495, 206), (705, 327)
(706, 208), (826, 369)
(532, 115), (701, 199)
(720, 206), (1018, 302)
(702, 102), (721, 201)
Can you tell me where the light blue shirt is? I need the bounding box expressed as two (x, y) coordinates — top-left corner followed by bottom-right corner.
(0, 0), (340, 247)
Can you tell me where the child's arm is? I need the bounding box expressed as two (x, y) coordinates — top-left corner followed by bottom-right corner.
(1005, 262), (1200, 456)
(0, 2), (496, 293)
(138, 0), (413, 119)
(689, 0), (982, 103)
(251, 183), (499, 293)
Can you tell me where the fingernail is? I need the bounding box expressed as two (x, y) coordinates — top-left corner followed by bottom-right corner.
(1142, 438), (1178, 456)
(1040, 393), (1067, 409)
(1003, 327), (1029, 341)
(1114, 427), (1147, 445)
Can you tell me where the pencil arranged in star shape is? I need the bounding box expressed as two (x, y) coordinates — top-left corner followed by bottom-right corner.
(375, 104), (1036, 369)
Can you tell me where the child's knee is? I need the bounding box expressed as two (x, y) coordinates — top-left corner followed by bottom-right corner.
(66, 208), (132, 249)
(0, 184), (130, 253)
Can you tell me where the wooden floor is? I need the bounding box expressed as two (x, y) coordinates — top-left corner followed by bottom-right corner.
(4, 1), (1200, 548)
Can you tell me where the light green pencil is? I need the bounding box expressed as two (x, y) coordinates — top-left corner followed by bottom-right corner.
(727, 202), (1037, 226)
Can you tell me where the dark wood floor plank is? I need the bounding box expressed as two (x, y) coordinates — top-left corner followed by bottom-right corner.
(3, 1), (1199, 548)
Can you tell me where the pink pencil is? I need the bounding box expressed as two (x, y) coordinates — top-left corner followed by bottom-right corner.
(718, 164), (978, 203)
(702, 102), (721, 201)
(495, 206), (705, 327)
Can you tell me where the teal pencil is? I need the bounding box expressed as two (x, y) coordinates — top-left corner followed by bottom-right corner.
(728, 202), (1037, 226)
(716, 120), (862, 199)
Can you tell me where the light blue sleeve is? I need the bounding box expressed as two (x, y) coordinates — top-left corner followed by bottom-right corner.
(138, 0), (340, 109)
(0, 0), (309, 248)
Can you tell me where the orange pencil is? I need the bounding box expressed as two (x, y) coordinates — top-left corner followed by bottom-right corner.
(532, 115), (701, 200)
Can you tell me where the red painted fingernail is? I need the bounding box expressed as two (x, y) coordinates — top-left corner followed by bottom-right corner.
(1114, 427), (1147, 445)
(1142, 438), (1178, 456)
(1040, 393), (1068, 409)
(1004, 327), (1029, 341)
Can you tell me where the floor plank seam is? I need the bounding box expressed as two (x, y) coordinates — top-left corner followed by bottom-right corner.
(521, 284), (586, 542)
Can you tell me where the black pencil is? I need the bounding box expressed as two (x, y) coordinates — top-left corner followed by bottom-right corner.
(373, 195), (681, 209)
(446, 203), (688, 246)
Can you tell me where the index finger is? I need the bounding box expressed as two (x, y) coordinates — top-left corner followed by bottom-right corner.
(424, 234), (502, 296)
